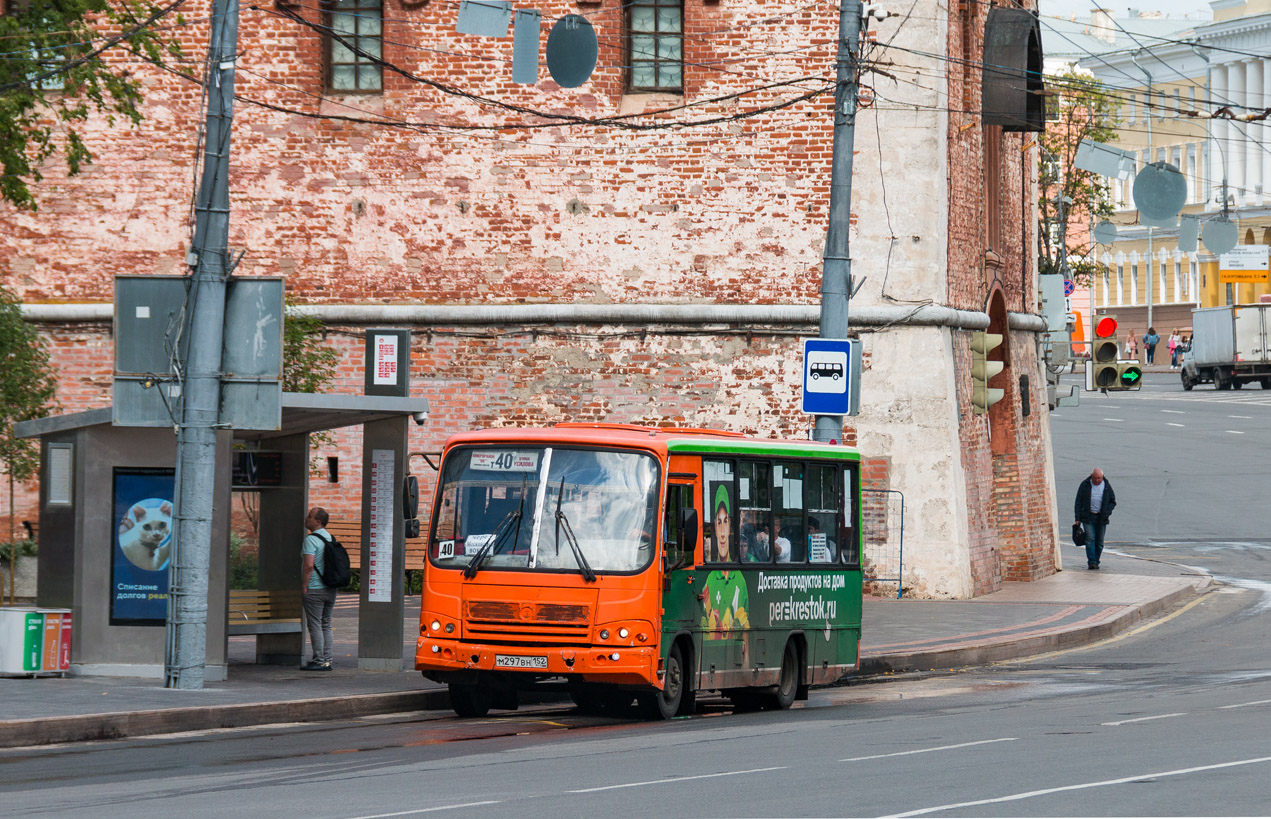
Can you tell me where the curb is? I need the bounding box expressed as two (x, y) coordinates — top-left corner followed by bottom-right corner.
(0, 689), (452, 750)
(856, 580), (1208, 676)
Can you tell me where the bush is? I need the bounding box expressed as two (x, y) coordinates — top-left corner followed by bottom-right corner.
(228, 533), (259, 590)
(0, 539), (36, 566)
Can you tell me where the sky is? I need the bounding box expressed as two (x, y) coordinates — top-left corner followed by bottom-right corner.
(1038, 0), (1214, 20)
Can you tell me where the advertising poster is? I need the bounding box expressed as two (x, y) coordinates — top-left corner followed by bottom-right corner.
(110, 468), (175, 625)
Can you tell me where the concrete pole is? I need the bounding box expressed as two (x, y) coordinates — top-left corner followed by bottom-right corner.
(1133, 54), (1154, 331)
(814, 0), (862, 444)
(166, 0), (240, 690)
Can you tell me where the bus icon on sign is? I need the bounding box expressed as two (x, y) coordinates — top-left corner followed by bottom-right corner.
(805, 350), (849, 394)
(810, 362), (843, 381)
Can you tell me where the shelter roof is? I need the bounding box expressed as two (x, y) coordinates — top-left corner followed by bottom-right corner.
(14, 392), (429, 441)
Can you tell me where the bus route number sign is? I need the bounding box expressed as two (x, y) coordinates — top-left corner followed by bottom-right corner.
(470, 451), (540, 472)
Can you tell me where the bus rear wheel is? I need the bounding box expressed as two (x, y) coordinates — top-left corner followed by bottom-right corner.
(449, 682), (492, 718)
(641, 643), (685, 720)
(763, 642), (799, 711)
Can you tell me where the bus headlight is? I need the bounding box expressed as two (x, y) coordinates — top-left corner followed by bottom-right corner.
(618, 628), (629, 639)
(431, 620), (442, 632)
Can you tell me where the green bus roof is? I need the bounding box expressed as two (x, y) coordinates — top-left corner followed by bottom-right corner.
(665, 438), (861, 461)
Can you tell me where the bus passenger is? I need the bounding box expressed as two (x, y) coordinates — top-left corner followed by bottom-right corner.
(772, 523), (792, 563)
(808, 517), (836, 562)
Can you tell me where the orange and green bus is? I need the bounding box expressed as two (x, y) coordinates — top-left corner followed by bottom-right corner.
(415, 423), (863, 719)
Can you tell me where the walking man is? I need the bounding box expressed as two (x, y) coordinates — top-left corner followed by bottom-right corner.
(1074, 468), (1116, 570)
(301, 506), (336, 670)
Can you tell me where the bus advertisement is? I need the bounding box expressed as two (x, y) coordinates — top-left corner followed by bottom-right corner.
(415, 423), (863, 719)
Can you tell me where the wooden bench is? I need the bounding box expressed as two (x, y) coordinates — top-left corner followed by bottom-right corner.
(323, 521), (428, 572)
(227, 589), (303, 636)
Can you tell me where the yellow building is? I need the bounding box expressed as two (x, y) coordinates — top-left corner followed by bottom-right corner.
(1079, 2), (1271, 346)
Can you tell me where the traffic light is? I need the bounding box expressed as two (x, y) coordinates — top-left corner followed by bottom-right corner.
(1088, 316), (1121, 390)
(1086, 315), (1142, 391)
(971, 331), (1005, 414)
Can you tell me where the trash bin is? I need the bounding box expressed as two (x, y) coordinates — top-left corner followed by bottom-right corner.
(0, 608), (71, 676)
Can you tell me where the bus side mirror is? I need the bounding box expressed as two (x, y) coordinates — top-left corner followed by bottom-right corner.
(676, 507), (698, 568)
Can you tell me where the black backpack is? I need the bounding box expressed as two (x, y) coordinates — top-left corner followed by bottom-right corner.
(315, 532), (352, 588)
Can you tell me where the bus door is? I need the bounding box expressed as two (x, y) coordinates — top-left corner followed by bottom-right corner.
(660, 477), (699, 664)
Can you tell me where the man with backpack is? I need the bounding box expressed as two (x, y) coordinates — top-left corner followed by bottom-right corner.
(301, 506), (341, 671)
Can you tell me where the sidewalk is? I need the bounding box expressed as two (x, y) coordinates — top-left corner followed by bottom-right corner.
(0, 551), (1211, 748)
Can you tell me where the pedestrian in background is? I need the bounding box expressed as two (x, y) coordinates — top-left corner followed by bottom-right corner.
(301, 506), (336, 671)
(1143, 327), (1160, 365)
(1074, 468), (1116, 570)
(1124, 331), (1138, 361)
(1168, 329), (1181, 368)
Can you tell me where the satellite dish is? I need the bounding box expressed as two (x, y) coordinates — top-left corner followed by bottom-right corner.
(1202, 216), (1239, 257)
(545, 14), (597, 88)
(1092, 220), (1118, 245)
(1132, 162), (1187, 222)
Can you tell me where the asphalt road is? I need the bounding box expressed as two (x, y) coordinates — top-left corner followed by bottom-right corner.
(1052, 370), (1271, 541)
(2, 370), (1268, 818)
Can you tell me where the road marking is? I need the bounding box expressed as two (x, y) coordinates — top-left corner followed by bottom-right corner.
(1161, 409), (1184, 414)
(1227, 430), (1245, 434)
(1167, 423), (1185, 427)
(995, 594), (1210, 666)
(569, 766), (787, 793)
(842, 738), (1016, 762)
(1229, 415), (1253, 419)
(1220, 699), (1271, 710)
(883, 755), (1271, 817)
(1101, 713), (1186, 726)
(1102, 418), (1123, 422)
(347, 802), (502, 818)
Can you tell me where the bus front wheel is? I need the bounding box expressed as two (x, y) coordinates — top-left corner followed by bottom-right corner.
(641, 643), (685, 720)
(449, 682), (492, 718)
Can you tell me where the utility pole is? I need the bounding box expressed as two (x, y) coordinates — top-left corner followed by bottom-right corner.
(1133, 53), (1154, 330)
(166, 0), (240, 690)
(814, 0), (863, 444)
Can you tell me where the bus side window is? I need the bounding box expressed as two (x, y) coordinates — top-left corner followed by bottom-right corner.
(774, 462), (805, 563)
(806, 464), (839, 563)
(841, 464), (861, 567)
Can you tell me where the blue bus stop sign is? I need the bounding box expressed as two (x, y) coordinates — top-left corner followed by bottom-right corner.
(801, 338), (859, 415)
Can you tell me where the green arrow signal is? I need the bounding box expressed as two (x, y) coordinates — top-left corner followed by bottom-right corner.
(1119, 364), (1142, 388)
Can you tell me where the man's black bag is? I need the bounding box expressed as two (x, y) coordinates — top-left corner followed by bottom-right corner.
(316, 532), (352, 588)
(1071, 522), (1087, 547)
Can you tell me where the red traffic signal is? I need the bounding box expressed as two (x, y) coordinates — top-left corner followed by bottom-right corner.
(1095, 316), (1118, 338)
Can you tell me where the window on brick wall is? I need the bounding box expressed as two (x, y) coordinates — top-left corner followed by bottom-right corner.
(325, 0), (382, 93)
(627, 0), (682, 92)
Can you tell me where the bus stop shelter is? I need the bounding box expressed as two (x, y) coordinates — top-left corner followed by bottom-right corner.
(13, 392), (427, 680)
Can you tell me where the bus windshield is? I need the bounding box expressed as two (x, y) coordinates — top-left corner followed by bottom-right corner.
(430, 446), (660, 575)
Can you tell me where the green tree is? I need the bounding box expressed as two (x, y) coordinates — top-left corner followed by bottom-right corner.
(1040, 70), (1122, 286)
(0, 285), (57, 603)
(282, 305), (339, 394)
(0, 0), (184, 210)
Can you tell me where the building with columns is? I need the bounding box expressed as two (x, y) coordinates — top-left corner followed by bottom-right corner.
(1077, 1), (1271, 350)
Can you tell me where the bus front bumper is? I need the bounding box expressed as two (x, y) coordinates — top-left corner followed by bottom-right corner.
(415, 637), (659, 687)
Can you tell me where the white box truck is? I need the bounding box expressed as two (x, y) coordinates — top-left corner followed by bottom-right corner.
(1181, 304), (1271, 390)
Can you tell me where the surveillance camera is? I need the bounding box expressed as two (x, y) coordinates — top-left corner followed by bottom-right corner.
(412, 411), (429, 426)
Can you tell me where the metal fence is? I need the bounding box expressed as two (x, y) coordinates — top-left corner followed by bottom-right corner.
(861, 489), (905, 599)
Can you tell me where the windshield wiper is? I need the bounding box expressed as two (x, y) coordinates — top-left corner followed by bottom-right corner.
(463, 478), (527, 579)
(554, 478), (597, 583)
